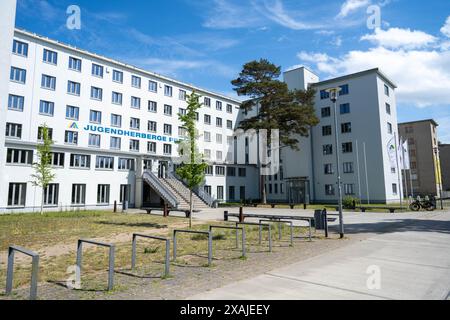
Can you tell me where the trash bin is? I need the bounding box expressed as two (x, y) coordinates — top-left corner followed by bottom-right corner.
(314, 209), (326, 230)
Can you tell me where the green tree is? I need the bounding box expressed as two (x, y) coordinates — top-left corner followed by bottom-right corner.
(231, 59), (319, 203)
(176, 91), (208, 228)
(31, 124), (56, 215)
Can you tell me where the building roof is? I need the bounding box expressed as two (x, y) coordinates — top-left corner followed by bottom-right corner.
(311, 68), (398, 89)
(14, 28), (242, 105)
(398, 119), (439, 127)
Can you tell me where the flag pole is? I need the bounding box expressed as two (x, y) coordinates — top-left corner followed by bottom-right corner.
(363, 142), (370, 205)
(356, 140), (363, 203)
(394, 132), (403, 208)
(401, 136), (409, 202)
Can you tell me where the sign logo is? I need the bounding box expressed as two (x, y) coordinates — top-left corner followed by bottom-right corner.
(69, 122), (79, 129)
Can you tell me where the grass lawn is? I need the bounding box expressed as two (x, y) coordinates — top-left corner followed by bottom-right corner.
(0, 211), (308, 297)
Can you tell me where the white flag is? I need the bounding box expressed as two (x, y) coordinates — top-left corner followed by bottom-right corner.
(402, 139), (410, 170)
(387, 137), (397, 168)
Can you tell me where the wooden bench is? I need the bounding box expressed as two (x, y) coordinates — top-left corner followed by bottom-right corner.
(143, 207), (195, 217)
(335, 206), (401, 213)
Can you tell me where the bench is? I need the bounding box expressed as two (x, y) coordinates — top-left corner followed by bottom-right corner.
(244, 203), (306, 209)
(335, 206), (401, 213)
(143, 207), (198, 217)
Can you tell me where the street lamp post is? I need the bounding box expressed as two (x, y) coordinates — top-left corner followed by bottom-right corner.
(326, 87), (344, 239)
(433, 147), (444, 210)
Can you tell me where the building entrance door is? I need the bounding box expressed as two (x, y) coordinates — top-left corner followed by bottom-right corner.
(158, 161), (169, 178)
(287, 179), (310, 204)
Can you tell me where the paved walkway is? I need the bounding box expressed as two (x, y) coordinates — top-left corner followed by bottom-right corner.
(188, 210), (450, 300)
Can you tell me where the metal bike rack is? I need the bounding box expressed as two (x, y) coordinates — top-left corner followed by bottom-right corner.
(76, 239), (115, 291)
(131, 234), (170, 278)
(173, 230), (212, 266)
(235, 222), (272, 252)
(5, 246), (40, 300)
(259, 219), (294, 246)
(208, 225), (246, 257)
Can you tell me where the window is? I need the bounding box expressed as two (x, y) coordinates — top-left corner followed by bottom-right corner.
(216, 117), (223, 127)
(6, 123), (22, 139)
(70, 154), (91, 168)
(163, 144), (172, 155)
(205, 166), (213, 175)
(10, 67), (26, 83)
(66, 105), (79, 120)
(341, 122), (351, 133)
(113, 70), (123, 83)
(51, 153), (65, 167)
(112, 92), (122, 105)
(109, 114), (121, 128)
(320, 90), (330, 100)
(130, 139), (140, 152)
(204, 114), (211, 125)
(325, 184), (335, 196)
(344, 184), (355, 195)
(164, 85), (173, 97)
(240, 186), (246, 200)
(88, 134), (101, 147)
(131, 96), (141, 109)
(71, 184), (86, 205)
(340, 103), (350, 114)
(217, 186), (224, 200)
(147, 141), (157, 154)
(322, 125), (332, 136)
(131, 75), (141, 88)
(342, 142), (353, 153)
(148, 121), (157, 132)
(13, 40), (28, 56)
(216, 101), (222, 111)
(343, 162), (354, 173)
(65, 131), (78, 145)
(204, 131), (211, 142)
(391, 167), (396, 174)
(91, 86), (103, 100)
(274, 184), (278, 194)
(69, 57), (82, 71)
(392, 183), (397, 194)
(8, 183), (27, 207)
(8, 94), (24, 111)
(179, 108), (186, 116)
(178, 127), (187, 137)
(386, 103), (391, 115)
(215, 166), (225, 176)
(149, 80), (157, 92)
(41, 74), (56, 90)
(96, 156), (114, 170)
(238, 167), (247, 177)
(324, 164), (333, 175)
(229, 186), (235, 201)
(321, 107), (331, 118)
(148, 100), (157, 112)
(6, 149), (33, 165)
(164, 104), (172, 116)
(91, 63), (104, 77)
(90, 110), (102, 124)
(226, 104), (233, 113)
(204, 97), (211, 107)
(323, 144), (333, 155)
(164, 124), (172, 135)
(110, 137), (121, 150)
(43, 49), (57, 64)
(216, 151), (223, 161)
(384, 84), (390, 96)
(130, 118), (140, 130)
(119, 158), (135, 171)
(216, 134), (223, 144)
(97, 185), (110, 204)
(227, 120), (233, 129)
(387, 122), (393, 134)
(67, 81), (80, 95)
(204, 149), (211, 159)
(43, 184), (59, 206)
(37, 127), (53, 141)
(39, 100), (54, 116)
(227, 167), (236, 176)
(339, 84), (349, 95)
(179, 89), (187, 101)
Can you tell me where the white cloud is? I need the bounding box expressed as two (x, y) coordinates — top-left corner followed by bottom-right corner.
(361, 27), (437, 49)
(337, 0), (370, 18)
(441, 16), (450, 38)
(202, 0), (261, 29)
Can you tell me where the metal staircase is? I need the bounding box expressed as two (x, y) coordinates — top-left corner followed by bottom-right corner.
(142, 170), (179, 208)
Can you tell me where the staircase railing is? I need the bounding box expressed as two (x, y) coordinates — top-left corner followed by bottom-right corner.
(169, 172), (215, 207)
(142, 170), (179, 208)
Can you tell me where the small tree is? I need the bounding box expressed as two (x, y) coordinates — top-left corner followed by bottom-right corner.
(31, 124), (55, 215)
(176, 91), (208, 228)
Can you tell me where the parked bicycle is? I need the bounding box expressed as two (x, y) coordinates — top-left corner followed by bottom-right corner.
(409, 196), (436, 211)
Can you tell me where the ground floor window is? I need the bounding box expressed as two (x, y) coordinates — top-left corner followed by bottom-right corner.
(204, 185), (211, 196)
(344, 184), (355, 195)
(43, 183), (59, 206)
(392, 183), (398, 195)
(8, 183), (26, 207)
(97, 184), (110, 205)
(217, 186), (224, 200)
(229, 186), (235, 201)
(325, 184), (335, 196)
(120, 184), (131, 203)
(72, 184), (86, 205)
(240, 186), (246, 200)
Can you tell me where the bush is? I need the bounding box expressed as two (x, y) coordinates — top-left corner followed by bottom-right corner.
(343, 196), (360, 209)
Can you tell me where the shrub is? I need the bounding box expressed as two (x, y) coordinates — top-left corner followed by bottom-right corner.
(343, 196), (360, 209)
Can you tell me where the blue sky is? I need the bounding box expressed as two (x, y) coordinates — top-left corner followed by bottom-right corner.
(15, 0), (450, 141)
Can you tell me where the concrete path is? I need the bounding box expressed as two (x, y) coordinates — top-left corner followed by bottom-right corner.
(188, 210), (450, 300)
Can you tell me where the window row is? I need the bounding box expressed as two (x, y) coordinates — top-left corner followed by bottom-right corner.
(322, 142), (353, 155)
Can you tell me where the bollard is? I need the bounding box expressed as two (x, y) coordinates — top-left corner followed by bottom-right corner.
(163, 203), (169, 217)
(224, 210), (229, 221)
(113, 201), (117, 213)
(239, 207), (244, 223)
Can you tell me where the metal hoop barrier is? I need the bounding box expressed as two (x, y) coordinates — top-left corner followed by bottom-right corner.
(131, 234), (170, 278)
(5, 246), (40, 300)
(235, 222), (272, 252)
(208, 225), (246, 257)
(173, 230), (212, 266)
(259, 219), (294, 246)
